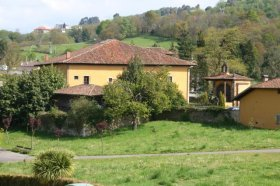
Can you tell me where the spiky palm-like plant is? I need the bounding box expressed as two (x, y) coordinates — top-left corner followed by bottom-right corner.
(33, 149), (74, 183)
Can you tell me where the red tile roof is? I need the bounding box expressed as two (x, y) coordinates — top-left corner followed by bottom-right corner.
(251, 78), (280, 89)
(36, 39), (196, 66)
(234, 78), (280, 100)
(204, 73), (252, 81)
(54, 84), (103, 96)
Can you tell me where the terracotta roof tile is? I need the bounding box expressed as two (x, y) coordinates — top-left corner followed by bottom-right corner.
(54, 84), (103, 96)
(251, 78), (280, 89)
(204, 73), (252, 81)
(36, 39), (196, 66)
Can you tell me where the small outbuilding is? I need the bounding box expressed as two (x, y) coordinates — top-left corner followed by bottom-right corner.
(234, 78), (280, 129)
(204, 64), (252, 107)
(53, 84), (103, 111)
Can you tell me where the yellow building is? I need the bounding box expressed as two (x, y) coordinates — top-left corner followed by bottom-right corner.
(36, 39), (196, 102)
(234, 78), (280, 129)
(204, 64), (252, 107)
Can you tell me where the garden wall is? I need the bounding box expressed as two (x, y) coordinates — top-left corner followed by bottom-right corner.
(153, 107), (240, 124)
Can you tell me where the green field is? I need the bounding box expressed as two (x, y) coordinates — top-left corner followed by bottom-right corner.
(1, 121), (280, 156)
(21, 42), (89, 61)
(20, 36), (173, 61)
(122, 35), (173, 49)
(1, 153), (279, 186)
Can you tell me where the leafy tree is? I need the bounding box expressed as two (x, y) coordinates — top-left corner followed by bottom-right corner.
(197, 30), (205, 47)
(0, 42), (22, 71)
(96, 20), (111, 35)
(0, 39), (8, 61)
(176, 29), (194, 60)
(262, 46), (280, 78)
(67, 97), (103, 135)
(0, 66), (65, 124)
(104, 57), (186, 130)
(240, 40), (260, 79)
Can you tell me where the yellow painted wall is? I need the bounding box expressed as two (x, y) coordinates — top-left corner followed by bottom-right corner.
(55, 64), (190, 101)
(234, 81), (251, 95)
(239, 89), (280, 129)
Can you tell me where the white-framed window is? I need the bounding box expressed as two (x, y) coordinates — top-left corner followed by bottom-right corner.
(277, 114), (280, 125)
(108, 78), (113, 83)
(74, 76), (79, 80)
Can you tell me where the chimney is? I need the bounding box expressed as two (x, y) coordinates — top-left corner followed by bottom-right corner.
(66, 52), (71, 59)
(44, 54), (49, 62)
(262, 75), (269, 82)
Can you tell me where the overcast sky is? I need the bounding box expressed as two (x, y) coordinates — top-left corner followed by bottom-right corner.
(0, 0), (220, 33)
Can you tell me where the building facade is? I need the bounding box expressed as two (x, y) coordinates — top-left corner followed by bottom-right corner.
(36, 39), (196, 102)
(235, 78), (280, 129)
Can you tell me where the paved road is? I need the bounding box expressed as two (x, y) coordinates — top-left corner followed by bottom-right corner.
(76, 149), (280, 160)
(1, 148), (280, 162)
(0, 148), (32, 162)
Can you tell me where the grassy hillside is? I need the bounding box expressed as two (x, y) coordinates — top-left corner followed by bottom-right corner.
(1, 153), (279, 185)
(122, 35), (173, 49)
(20, 35), (173, 62)
(1, 121), (280, 156)
(21, 42), (89, 61)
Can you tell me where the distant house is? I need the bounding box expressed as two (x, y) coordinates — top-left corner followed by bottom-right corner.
(35, 39), (196, 102)
(204, 64), (252, 107)
(234, 78), (280, 129)
(54, 23), (71, 33)
(34, 26), (51, 33)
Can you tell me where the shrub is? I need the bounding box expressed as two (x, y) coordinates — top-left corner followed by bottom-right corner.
(38, 108), (67, 130)
(33, 149), (74, 183)
(67, 97), (103, 134)
(218, 92), (226, 108)
(198, 92), (209, 105)
(0, 174), (80, 186)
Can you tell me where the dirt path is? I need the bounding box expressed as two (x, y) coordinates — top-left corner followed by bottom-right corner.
(1, 148), (280, 162)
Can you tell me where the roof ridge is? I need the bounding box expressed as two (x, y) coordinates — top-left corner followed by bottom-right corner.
(64, 39), (115, 62)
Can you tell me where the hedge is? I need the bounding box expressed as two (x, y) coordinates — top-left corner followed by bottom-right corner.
(0, 174), (83, 186)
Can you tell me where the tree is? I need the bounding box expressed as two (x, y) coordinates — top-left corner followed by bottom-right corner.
(240, 40), (260, 79)
(262, 46), (280, 78)
(218, 92), (226, 108)
(67, 97), (103, 135)
(176, 29), (194, 60)
(197, 31), (205, 47)
(0, 66), (65, 125)
(104, 57), (186, 130)
(0, 39), (8, 61)
(0, 42), (22, 71)
(33, 149), (74, 183)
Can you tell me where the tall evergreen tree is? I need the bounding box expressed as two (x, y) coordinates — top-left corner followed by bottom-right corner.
(176, 29), (194, 60)
(240, 40), (260, 79)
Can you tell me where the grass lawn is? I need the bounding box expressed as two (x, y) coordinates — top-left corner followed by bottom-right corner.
(122, 35), (173, 49)
(0, 153), (280, 185)
(1, 121), (280, 156)
(21, 42), (89, 61)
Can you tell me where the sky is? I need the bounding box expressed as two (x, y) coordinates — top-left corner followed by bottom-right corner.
(0, 0), (220, 33)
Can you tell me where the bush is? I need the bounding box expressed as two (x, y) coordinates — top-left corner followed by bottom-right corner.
(0, 174), (79, 186)
(38, 108), (67, 130)
(198, 92), (209, 105)
(218, 92), (226, 108)
(67, 97), (104, 134)
(33, 149), (74, 183)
